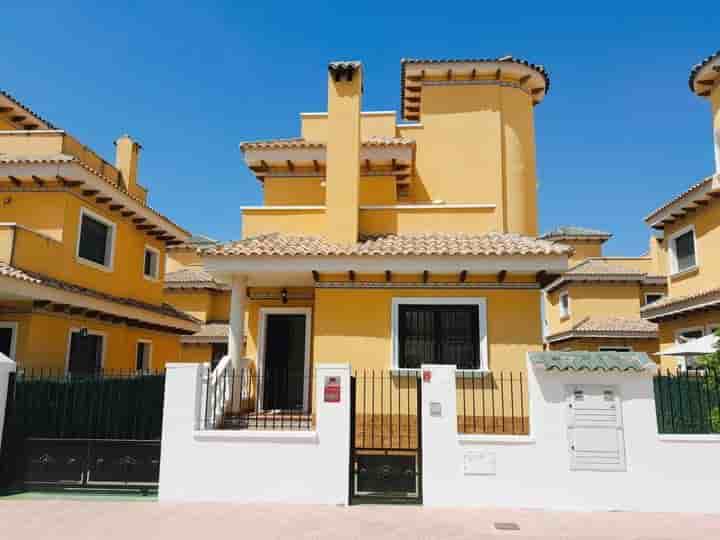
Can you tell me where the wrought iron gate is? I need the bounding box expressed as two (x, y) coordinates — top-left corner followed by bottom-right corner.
(349, 371), (422, 504)
(0, 370), (165, 492)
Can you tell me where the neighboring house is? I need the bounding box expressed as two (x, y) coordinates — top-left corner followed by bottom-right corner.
(641, 50), (720, 370)
(542, 227), (666, 354)
(0, 90), (199, 373)
(199, 57), (572, 401)
(164, 236), (231, 365)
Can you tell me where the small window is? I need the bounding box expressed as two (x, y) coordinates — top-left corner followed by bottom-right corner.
(136, 341), (152, 371)
(599, 346), (632, 352)
(77, 209), (114, 268)
(670, 228), (696, 274)
(0, 323), (17, 359)
(559, 292), (570, 319)
(644, 293), (664, 306)
(143, 247), (160, 279)
(676, 329), (704, 343)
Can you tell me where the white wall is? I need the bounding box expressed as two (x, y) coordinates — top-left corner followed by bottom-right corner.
(159, 363), (350, 504)
(421, 362), (720, 513)
(0, 354), (16, 453)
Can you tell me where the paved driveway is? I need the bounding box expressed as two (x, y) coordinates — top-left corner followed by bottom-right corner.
(1, 498), (719, 539)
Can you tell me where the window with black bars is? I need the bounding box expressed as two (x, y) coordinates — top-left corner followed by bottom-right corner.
(78, 214), (111, 266)
(398, 305), (479, 369)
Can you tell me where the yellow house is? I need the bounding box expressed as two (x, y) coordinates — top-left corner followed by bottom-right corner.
(164, 235), (231, 365)
(542, 227), (666, 354)
(0, 89), (199, 373)
(199, 57), (573, 415)
(640, 50), (720, 370)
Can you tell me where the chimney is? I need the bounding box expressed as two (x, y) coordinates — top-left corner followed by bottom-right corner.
(325, 61), (362, 244)
(114, 134), (146, 201)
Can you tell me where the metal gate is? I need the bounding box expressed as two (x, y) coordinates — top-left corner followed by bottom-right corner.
(349, 371), (422, 504)
(0, 370), (165, 492)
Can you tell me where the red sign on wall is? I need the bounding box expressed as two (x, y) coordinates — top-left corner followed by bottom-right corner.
(324, 376), (341, 403)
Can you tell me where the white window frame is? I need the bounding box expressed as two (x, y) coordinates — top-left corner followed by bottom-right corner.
(0, 322), (18, 360)
(256, 307), (313, 411)
(136, 339), (153, 371)
(599, 346), (633, 352)
(143, 245), (161, 281)
(643, 293), (664, 306)
(64, 327), (107, 374)
(391, 297), (489, 373)
(559, 291), (571, 320)
(668, 224), (698, 276)
(75, 207), (116, 272)
(674, 326), (706, 344)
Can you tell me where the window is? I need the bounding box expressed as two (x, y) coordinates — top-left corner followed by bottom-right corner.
(669, 226), (697, 274)
(136, 341), (152, 371)
(211, 342), (228, 369)
(67, 329), (104, 375)
(397, 304), (480, 369)
(676, 328), (704, 343)
(599, 346), (632, 352)
(77, 209), (115, 269)
(644, 293), (664, 306)
(0, 322), (17, 359)
(143, 246), (160, 279)
(559, 292), (570, 319)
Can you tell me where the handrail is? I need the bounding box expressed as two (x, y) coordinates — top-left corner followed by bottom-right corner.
(211, 354), (232, 384)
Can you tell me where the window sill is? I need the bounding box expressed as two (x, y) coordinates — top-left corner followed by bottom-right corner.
(459, 434), (535, 444)
(76, 255), (113, 273)
(193, 430), (318, 443)
(669, 265), (699, 281)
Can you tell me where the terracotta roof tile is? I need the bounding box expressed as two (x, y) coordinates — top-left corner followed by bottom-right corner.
(181, 323), (229, 343)
(240, 137), (414, 151)
(546, 316), (658, 343)
(539, 226), (612, 241)
(641, 286), (720, 320)
(0, 262), (199, 326)
(202, 232), (572, 258)
(165, 268), (229, 290)
(644, 175), (716, 223)
(1, 89), (57, 130)
(545, 258), (665, 292)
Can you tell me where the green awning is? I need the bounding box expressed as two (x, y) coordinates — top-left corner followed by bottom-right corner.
(529, 351), (653, 372)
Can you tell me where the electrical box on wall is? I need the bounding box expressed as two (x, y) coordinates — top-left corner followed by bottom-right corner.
(566, 385), (626, 472)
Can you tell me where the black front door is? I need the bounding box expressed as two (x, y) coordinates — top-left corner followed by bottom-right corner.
(68, 332), (103, 375)
(263, 314), (306, 411)
(0, 327), (13, 358)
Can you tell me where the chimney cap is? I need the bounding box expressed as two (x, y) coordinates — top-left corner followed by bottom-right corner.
(328, 61), (362, 82)
(113, 133), (143, 150)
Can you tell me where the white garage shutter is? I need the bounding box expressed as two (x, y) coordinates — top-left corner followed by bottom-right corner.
(567, 385), (626, 472)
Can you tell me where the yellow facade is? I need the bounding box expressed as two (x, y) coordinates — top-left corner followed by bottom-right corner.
(0, 91), (196, 372)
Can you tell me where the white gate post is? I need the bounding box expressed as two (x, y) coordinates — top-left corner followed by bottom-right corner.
(0, 354), (17, 453)
(420, 364), (458, 506)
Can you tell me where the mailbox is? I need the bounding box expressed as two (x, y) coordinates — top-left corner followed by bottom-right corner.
(324, 376), (341, 403)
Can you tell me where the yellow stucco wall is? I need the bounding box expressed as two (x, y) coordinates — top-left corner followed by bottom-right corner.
(359, 207), (499, 235)
(312, 288), (542, 373)
(300, 112), (396, 141)
(164, 290), (213, 323)
(242, 208), (327, 237)
(566, 242), (604, 265)
(180, 343), (214, 363)
(166, 250), (201, 273)
(0, 311), (182, 371)
(1, 190), (167, 306)
(662, 197), (720, 298)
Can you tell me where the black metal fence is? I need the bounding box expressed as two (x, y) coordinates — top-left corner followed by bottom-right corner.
(456, 371), (529, 435)
(203, 368), (314, 430)
(8, 369), (166, 439)
(352, 370), (421, 450)
(654, 369), (720, 434)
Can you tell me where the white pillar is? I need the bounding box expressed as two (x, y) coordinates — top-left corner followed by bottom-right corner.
(229, 275), (247, 370)
(0, 354), (17, 453)
(420, 364), (459, 506)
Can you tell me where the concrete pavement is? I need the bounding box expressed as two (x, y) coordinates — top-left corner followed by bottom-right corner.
(1, 498), (719, 539)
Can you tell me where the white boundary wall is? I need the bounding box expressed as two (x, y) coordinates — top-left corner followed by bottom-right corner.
(159, 363), (350, 504)
(0, 354), (16, 452)
(422, 362), (720, 513)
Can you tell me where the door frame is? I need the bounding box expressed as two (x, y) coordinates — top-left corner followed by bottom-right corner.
(64, 327), (107, 374)
(0, 321), (18, 360)
(257, 307), (312, 411)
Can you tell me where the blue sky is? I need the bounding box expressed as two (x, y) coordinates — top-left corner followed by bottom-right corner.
(2, 3), (717, 254)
